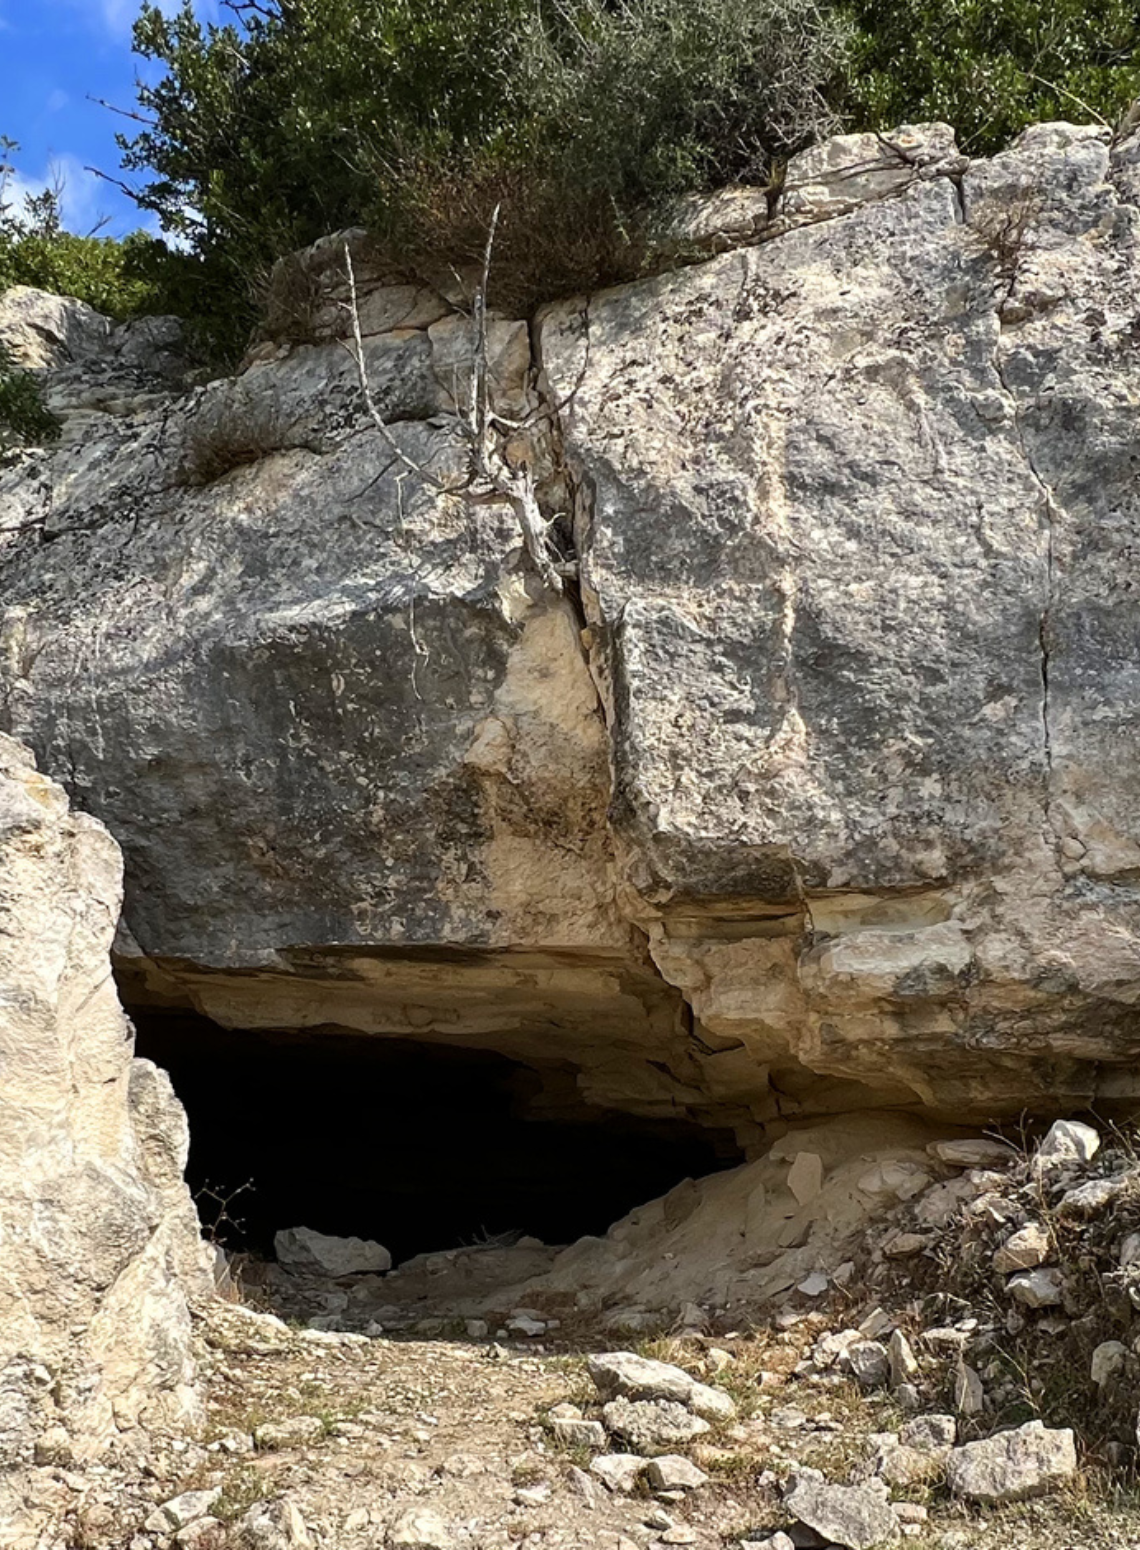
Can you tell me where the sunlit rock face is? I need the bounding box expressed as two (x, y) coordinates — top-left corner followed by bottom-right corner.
(0, 735), (204, 1479)
(4, 119), (1140, 1131)
(541, 119), (1140, 1118)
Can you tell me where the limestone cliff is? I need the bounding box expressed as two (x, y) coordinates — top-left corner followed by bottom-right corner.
(2, 118), (1140, 1139)
(0, 735), (204, 1504)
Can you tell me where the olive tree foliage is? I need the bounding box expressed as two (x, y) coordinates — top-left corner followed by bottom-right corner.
(116, 0), (849, 356)
(844, 0), (1140, 154)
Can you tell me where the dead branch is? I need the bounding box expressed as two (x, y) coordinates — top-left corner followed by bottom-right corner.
(340, 212), (571, 594)
(342, 245), (455, 495)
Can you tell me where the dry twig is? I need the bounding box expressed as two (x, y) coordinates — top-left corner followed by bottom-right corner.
(340, 209), (585, 594)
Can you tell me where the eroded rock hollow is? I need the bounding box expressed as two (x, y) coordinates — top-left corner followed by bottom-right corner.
(3, 117), (1140, 1327)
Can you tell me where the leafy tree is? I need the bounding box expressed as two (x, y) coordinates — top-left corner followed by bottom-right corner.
(0, 136), (171, 322)
(843, 0), (1140, 153)
(116, 0), (847, 351)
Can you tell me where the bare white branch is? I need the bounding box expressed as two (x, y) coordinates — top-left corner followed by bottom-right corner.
(340, 213), (568, 595)
(341, 244), (455, 495)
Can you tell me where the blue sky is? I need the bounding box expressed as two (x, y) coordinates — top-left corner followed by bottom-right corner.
(0, 0), (220, 237)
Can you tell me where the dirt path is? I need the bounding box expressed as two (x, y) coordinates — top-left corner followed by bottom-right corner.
(33, 1297), (1140, 1550)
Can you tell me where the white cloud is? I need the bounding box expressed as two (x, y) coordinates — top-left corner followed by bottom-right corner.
(4, 154), (119, 236)
(98, 0), (138, 30)
(72, 0), (221, 37)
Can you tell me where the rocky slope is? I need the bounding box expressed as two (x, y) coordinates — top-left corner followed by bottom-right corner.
(18, 1116), (1140, 1550)
(2, 117), (1140, 1141)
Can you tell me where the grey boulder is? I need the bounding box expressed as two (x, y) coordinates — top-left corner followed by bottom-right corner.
(784, 1467), (898, 1548)
(275, 1225), (392, 1277)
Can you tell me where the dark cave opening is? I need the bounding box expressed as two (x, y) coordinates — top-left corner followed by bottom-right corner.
(131, 1009), (743, 1265)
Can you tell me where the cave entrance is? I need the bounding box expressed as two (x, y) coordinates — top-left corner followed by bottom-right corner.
(131, 1009), (743, 1265)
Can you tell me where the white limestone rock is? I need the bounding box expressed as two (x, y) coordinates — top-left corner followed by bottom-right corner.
(601, 1397), (710, 1456)
(1007, 1268), (1064, 1309)
(1033, 1120), (1101, 1171)
(387, 1506), (453, 1550)
(946, 1420), (1077, 1503)
(784, 1467), (899, 1549)
(588, 1351), (735, 1420)
(255, 1415), (325, 1449)
(0, 735), (203, 1465)
(845, 1341), (890, 1389)
(929, 1139), (1017, 1169)
(1091, 1341), (1128, 1387)
(645, 1456), (710, 1491)
(552, 1417), (606, 1451)
(954, 1363), (985, 1417)
(888, 1331), (919, 1389)
(900, 1415), (956, 1450)
(590, 1453), (648, 1493)
(993, 1223), (1051, 1274)
(787, 1151), (824, 1205)
(147, 1490), (222, 1533)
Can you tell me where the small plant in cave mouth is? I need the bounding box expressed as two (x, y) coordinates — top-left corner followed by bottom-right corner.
(195, 1177), (256, 1250)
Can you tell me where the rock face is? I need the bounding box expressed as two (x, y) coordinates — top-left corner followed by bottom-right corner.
(0, 735), (204, 1477)
(3, 118), (1140, 1131)
(540, 118), (1140, 1119)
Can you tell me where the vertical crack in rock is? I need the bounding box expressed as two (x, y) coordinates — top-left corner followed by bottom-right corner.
(991, 308), (1056, 813)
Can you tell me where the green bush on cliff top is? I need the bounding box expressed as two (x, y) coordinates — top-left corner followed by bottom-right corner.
(4, 0), (1140, 364)
(115, 0), (846, 353)
(844, 0), (1140, 154)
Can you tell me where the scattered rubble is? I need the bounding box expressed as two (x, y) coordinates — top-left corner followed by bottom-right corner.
(8, 1109), (1140, 1548)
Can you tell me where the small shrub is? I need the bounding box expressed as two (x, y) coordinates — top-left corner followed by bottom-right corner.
(0, 343), (60, 449)
(970, 189), (1044, 283)
(178, 390), (313, 486)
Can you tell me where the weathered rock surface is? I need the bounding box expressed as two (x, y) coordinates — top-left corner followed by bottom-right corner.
(587, 1351), (735, 1420)
(601, 1397), (710, 1455)
(0, 735), (203, 1479)
(0, 284), (191, 432)
(4, 115), (1140, 1141)
(946, 1420), (1077, 1503)
(784, 1467), (898, 1548)
(0, 281), (697, 1130)
(275, 1226), (392, 1277)
(993, 1222), (1050, 1273)
(645, 1455), (709, 1491)
(590, 1453), (647, 1493)
(540, 119), (1140, 1119)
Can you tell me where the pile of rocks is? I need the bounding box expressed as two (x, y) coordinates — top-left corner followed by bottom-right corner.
(539, 1352), (735, 1502)
(823, 1118), (1140, 1450)
(756, 1416), (1077, 1549)
(568, 1344), (1080, 1550)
